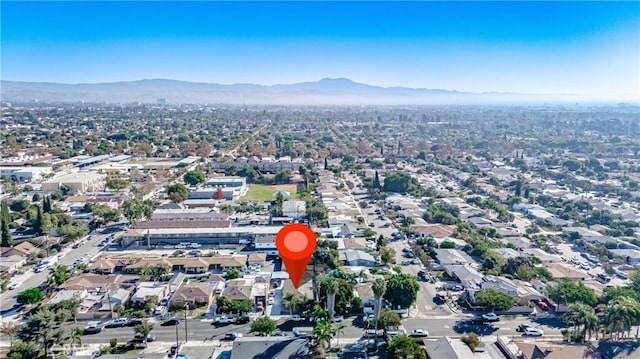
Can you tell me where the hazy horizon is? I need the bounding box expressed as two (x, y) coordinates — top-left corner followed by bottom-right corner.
(2, 1), (639, 102)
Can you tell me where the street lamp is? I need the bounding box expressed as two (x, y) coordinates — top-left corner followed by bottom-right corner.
(184, 303), (189, 343)
(174, 318), (179, 349)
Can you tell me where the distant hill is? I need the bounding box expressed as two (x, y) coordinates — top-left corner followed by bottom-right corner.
(0, 78), (577, 105)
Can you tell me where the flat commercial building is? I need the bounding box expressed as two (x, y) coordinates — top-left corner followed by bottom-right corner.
(0, 166), (52, 183)
(41, 171), (106, 194)
(121, 226), (283, 247)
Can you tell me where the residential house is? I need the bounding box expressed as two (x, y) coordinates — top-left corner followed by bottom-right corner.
(1, 241), (39, 258)
(282, 200), (306, 220)
(339, 249), (376, 267)
(444, 265), (484, 288)
(354, 282), (375, 311)
(425, 336), (475, 359)
(546, 263), (590, 281)
(608, 249), (640, 266)
(0, 254), (26, 273)
(411, 224), (456, 238)
(480, 275), (519, 297)
(522, 249), (562, 264)
(130, 282), (169, 306)
(509, 342), (601, 359)
(434, 249), (469, 266)
(247, 253), (267, 267)
(343, 237), (369, 251)
(170, 283), (215, 309)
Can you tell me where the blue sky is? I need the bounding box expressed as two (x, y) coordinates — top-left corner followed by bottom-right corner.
(2, 1), (639, 100)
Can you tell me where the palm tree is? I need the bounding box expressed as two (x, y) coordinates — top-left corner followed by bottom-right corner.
(372, 278), (387, 344)
(565, 302), (595, 341)
(133, 321), (154, 347)
(282, 293), (298, 316)
(69, 327), (83, 352)
(326, 278), (338, 320)
(605, 297), (638, 339)
(311, 320), (334, 356)
(311, 304), (328, 323)
(139, 265), (152, 281)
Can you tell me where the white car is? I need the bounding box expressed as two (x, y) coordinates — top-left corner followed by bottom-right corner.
(332, 315), (344, 322)
(409, 329), (429, 337)
(8, 282), (22, 290)
(268, 297), (274, 305)
(523, 327), (544, 336)
(482, 313), (501, 321)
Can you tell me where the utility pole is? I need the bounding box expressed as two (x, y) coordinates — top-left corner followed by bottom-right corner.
(184, 303), (189, 343)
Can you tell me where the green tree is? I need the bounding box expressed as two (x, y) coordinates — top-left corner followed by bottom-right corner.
(546, 278), (597, 307)
(282, 293), (302, 316)
(1, 200), (13, 247)
(59, 222), (89, 243)
(387, 335), (426, 359)
(47, 265), (70, 288)
(16, 288), (43, 305)
(69, 327), (83, 350)
(167, 183), (189, 203)
(8, 341), (41, 359)
(383, 273), (420, 309)
(183, 170), (206, 186)
(564, 302), (598, 342)
(43, 196), (53, 213)
(105, 178), (131, 191)
(250, 317), (276, 336)
(18, 307), (65, 355)
(373, 171), (381, 189)
(133, 321), (154, 347)
(231, 299), (253, 314)
(474, 289), (514, 311)
(378, 308), (402, 338)
(372, 278), (387, 332)
(311, 320), (334, 354)
(224, 268), (242, 280)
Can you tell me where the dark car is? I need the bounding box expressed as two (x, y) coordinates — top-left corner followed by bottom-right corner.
(131, 333), (156, 343)
(127, 318), (144, 327)
(161, 318), (180, 326)
(83, 325), (102, 335)
(236, 315), (251, 324)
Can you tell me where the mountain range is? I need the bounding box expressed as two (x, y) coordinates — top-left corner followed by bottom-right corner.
(0, 78), (585, 105)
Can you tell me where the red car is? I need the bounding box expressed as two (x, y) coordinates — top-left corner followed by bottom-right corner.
(536, 301), (548, 311)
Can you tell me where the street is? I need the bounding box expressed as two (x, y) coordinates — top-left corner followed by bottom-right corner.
(0, 230), (114, 315)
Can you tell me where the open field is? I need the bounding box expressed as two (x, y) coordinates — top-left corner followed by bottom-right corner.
(242, 184), (299, 201)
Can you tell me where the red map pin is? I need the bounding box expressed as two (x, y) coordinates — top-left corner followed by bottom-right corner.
(276, 223), (317, 289)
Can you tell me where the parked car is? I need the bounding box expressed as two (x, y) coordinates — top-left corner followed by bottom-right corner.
(481, 313), (501, 322)
(224, 332), (243, 340)
(332, 315), (344, 322)
(290, 314), (305, 321)
(236, 315), (251, 324)
(523, 327), (544, 336)
(536, 301), (549, 311)
(105, 318), (128, 328)
(409, 329), (429, 337)
(127, 318), (144, 326)
(83, 325), (102, 335)
(214, 315), (236, 325)
(516, 324), (533, 332)
(451, 285), (464, 291)
(131, 333), (156, 343)
(8, 282), (22, 290)
(161, 318), (180, 326)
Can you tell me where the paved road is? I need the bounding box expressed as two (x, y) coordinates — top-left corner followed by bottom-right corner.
(0, 230), (115, 316)
(56, 313), (565, 346)
(344, 172), (446, 317)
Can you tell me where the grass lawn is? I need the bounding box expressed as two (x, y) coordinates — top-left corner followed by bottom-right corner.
(242, 184), (299, 202)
